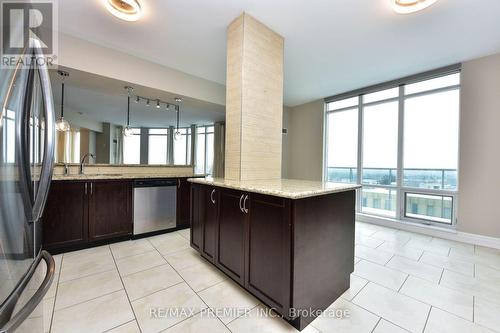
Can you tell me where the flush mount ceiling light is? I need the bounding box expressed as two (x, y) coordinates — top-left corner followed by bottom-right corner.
(392, 0), (438, 14)
(105, 0), (142, 22)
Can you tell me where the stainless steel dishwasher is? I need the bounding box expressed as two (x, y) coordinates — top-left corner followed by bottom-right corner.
(133, 179), (177, 235)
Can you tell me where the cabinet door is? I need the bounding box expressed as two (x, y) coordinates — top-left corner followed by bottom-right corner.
(245, 194), (291, 315)
(42, 181), (88, 250)
(176, 178), (191, 228)
(190, 184), (203, 250)
(217, 189), (246, 285)
(201, 187), (218, 262)
(88, 181), (132, 241)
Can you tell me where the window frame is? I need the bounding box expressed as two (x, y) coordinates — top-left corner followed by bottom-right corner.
(324, 65), (461, 228)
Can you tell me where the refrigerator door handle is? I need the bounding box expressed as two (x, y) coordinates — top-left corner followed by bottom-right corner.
(31, 41), (56, 222)
(0, 251), (55, 333)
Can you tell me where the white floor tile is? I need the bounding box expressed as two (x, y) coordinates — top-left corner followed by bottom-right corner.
(424, 307), (494, 333)
(449, 249), (500, 271)
(63, 245), (110, 258)
(355, 245), (393, 265)
(400, 276), (473, 321)
(431, 238), (475, 254)
(371, 229), (411, 245)
(420, 252), (474, 277)
(122, 264), (183, 301)
(176, 228), (191, 240)
(355, 235), (384, 248)
(163, 248), (206, 271)
(51, 290), (134, 333)
(341, 274), (368, 301)
(354, 260), (408, 291)
(397, 230), (433, 243)
(405, 239), (450, 256)
(59, 250), (116, 283)
(116, 250), (166, 276)
(55, 269), (123, 310)
(198, 280), (259, 324)
(373, 319), (410, 333)
(132, 282), (207, 333)
(110, 239), (155, 260)
(164, 311), (230, 332)
(178, 262), (227, 292)
(387, 256), (443, 283)
(377, 242), (423, 261)
(440, 270), (500, 306)
(353, 283), (430, 333)
(311, 298), (379, 333)
(148, 232), (190, 255)
(106, 320), (141, 333)
(475, 264), (500, 282)
(474, 297), (500, 332)
(229, 304), (319, 333)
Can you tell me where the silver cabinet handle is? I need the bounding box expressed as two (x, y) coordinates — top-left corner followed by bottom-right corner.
(243, 195), (249, 213)
(178, 179), (181, 188)
(239, 194), (244, 212)
(85, 183), (88, 195)
(90, 183), (93, 195)
(210, 189), (216, 204)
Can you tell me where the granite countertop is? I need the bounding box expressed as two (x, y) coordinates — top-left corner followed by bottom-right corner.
(188, 177), (361, 199)
(52, 173), (204, 181)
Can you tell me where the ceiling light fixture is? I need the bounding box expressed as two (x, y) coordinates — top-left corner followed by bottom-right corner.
(123, 86), (134, 137)
(156, 99), (161, 109)
(392, 0), (438, 14)
(105, 0), (142, 22)
(55, 70), (70, 132)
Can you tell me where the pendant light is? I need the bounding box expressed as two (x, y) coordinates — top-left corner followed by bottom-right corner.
(123, 86), (134, 137)
(174, 97), (182, 141)
(55, 71), (70, 132)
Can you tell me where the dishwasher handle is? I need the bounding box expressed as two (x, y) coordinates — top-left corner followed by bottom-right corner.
(134, 179), (178, 188)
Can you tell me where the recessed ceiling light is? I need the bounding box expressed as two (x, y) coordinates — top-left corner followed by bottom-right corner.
(105, 0), (142, 22)
(392, 0), (438, 14)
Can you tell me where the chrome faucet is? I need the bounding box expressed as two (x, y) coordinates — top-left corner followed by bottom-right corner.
(79, 153), (96, 174)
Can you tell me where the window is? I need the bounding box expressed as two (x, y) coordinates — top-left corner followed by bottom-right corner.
(173, 128), (192, 165)
(326, 108), (358, 183)
(195, 125), (214, 175)
(148, 128), (168, 164)
(325, 69), (460, 226)
(123, 128), (141, 164)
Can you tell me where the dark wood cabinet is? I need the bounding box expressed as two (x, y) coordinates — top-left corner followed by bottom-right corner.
(177, 178), (191, 228)
(216, 188), (246, 284)
(42, 179), (132, 253)
(245, 193), (291, 314)
(202, 187), (218, 262)
(190, 183), (356, 331)
(190, 184), (203, 251)
(42, 181), (88, 249)
(88, 181), (132, 241)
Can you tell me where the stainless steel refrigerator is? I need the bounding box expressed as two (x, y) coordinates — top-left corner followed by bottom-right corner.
(0, 48), (56, 332)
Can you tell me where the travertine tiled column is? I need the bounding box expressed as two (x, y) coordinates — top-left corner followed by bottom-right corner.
(225, 13), (284, 181)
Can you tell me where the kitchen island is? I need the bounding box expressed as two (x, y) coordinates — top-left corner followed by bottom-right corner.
(188, 177), (360, 330)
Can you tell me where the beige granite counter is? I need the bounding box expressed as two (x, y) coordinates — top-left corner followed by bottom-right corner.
(188, 177), (361, 199)
(52, 164), (199, 181)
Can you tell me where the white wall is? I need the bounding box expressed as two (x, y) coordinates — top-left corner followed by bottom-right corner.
(458, 53), (500, 238)
(283, 52), (500, 239)
(285, 100), (324, 181)
(58, 34), (226, 106)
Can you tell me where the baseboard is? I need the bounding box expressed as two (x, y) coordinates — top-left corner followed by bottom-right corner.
(356, 213), (500, 250)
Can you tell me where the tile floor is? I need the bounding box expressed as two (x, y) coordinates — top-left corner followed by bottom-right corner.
(30, 223), (500, 333)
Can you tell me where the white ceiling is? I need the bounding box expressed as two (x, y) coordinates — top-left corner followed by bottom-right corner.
(60, 0), (500, 106)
